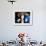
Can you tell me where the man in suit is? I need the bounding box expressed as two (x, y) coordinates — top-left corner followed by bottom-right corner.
(15, 12), (22, 23)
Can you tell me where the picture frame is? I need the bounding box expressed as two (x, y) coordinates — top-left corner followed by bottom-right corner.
(14, 10), (33, 26)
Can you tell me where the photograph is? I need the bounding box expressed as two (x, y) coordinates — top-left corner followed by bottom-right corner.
(15, 11), (32, 26)
(0, 0), (46, 46)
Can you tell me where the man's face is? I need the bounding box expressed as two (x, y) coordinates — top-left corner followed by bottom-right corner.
(25, 13), (29, 16)
(17, 13), (21, 17)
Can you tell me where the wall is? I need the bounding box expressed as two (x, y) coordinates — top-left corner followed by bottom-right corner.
(0, 0), (46, 42)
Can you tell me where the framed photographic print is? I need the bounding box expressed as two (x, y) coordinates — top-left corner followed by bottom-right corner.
(14, 10), (33, 26)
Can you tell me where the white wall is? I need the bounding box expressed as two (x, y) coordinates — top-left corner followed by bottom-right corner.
(0, 0), (46, 42)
